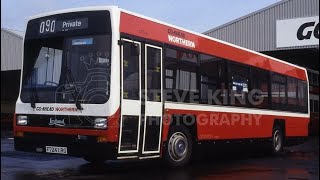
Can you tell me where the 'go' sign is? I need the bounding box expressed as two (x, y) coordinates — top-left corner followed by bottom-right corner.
(276, 16), (319, 48)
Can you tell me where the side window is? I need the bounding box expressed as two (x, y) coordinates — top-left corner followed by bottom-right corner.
(165, 54), (176, 95)
(287, 77), (298, 111)
(271, 74), (287, 110)
(229, 63), (250, 107)
(199, 54), (226, 105)
(297, 80), (308, 113)
(165, 48), (198, 103)
(251, 68), (270, 109)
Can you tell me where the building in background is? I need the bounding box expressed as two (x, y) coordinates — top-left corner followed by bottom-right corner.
(204, 0), (319, 135)
(1, 28), (23, 128)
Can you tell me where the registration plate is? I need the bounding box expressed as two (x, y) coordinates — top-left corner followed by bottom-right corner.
(45, 146), (67, 154)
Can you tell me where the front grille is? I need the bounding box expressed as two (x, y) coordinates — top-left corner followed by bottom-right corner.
(21, 115), (97, 129)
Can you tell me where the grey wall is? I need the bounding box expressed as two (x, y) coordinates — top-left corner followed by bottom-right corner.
(1, 29), (23, 71)
(204, 0), (319, 52)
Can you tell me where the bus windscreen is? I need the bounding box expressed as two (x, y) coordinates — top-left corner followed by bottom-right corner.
(20, 11), (112, 104)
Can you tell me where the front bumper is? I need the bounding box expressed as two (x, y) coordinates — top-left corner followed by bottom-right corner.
(14, 132), (118, 159)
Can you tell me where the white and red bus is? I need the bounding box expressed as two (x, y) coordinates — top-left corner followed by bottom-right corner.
(14, 6), (309, 167)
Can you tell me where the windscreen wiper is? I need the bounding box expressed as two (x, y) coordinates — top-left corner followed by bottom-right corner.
(30, 87), (38, 109)
(29, 71), (38, 108)
(65, 68), (83, 110)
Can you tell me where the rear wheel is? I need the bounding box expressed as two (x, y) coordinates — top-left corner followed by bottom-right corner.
(164, 125), (192, 167)
(271, 125), (284, 155)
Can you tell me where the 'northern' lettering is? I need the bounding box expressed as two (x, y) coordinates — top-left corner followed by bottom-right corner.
(168, 35), (196, 48)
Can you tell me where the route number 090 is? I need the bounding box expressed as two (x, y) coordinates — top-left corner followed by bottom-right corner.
(39, 20), (56, 33)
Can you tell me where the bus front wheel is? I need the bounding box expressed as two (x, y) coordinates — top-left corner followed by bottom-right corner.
(164, 125), (193, 167)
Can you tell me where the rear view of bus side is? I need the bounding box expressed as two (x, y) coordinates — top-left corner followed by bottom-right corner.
(14, 6), (309, 167)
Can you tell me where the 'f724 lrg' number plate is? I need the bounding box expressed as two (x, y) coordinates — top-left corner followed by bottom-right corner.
(45, 146), (67, 154)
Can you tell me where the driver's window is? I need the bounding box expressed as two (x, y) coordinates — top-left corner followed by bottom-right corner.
(32, 47), (62, 87)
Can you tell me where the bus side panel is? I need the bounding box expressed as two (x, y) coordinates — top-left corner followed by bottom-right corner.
(163, 109), (309, 141)
(285, 116), (309, 137)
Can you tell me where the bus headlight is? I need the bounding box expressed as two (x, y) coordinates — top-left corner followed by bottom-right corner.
(17, 115), (28, 125)
(94, 118), (107, 129)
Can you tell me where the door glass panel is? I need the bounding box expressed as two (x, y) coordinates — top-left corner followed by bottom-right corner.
(146, 47), (161, 102)
(123, 42), (140, 100)
(120, 115), (139, 151)
(144, 116), (161, 152)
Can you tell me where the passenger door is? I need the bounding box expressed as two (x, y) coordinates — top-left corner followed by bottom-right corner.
(118, 39), (142, 155)
(118, 40), (163, 159)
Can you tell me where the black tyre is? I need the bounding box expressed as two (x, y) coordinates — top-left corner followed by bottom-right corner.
(271, 125), (284, 155)
(164, 125), (193, 167)
(83, 155), (105, 164)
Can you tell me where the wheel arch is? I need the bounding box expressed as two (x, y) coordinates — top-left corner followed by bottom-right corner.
(168, 114), (198, 142)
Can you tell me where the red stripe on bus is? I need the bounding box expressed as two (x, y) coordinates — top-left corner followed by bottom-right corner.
(162, 108), (309, 142)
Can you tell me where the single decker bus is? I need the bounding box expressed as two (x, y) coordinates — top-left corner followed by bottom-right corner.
(14, 6), (309, 167)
